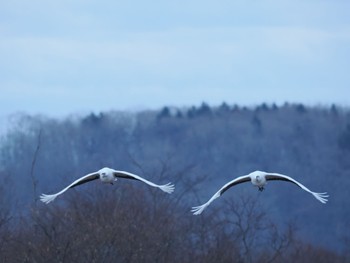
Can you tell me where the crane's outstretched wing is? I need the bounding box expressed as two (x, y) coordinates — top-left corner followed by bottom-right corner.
(112, 170), (175, 194)
(40, 172), (100, 204)
(191, 175), (251, 215)
(265, 173), (328, 203)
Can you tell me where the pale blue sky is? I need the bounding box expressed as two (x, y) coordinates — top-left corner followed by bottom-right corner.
(0, 0), (349, 117)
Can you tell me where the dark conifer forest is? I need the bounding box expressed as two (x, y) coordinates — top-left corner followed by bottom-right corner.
(0, 102), (349, 262)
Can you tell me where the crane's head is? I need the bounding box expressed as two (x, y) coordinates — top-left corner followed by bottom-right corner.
(255, 175), (261, 183)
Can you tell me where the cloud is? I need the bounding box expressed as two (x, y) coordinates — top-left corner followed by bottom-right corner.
(2, 25), (343, 74)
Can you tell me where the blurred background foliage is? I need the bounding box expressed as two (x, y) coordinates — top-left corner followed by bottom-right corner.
(0, 102), (349, 262)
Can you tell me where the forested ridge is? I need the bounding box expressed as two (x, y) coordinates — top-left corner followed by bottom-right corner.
(0, 102), (349, 262)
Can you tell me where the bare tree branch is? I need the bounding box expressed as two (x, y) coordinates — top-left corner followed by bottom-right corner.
(30, 129), (42, 203)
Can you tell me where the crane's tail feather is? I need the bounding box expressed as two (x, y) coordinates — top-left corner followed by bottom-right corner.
(312, 192), (329, 204)
(159, 183), (175, 194)
(40, 193), (59, 204)
(191, 203), (209, 215)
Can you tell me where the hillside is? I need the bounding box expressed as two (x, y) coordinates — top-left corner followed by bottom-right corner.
(0, 102), (349, 262)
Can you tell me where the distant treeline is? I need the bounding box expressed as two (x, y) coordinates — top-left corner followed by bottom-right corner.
(0, 102), (349, 262)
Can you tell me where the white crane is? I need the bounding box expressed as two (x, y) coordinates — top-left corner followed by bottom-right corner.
(191, 170), (328, 215)
(40, 167), (175, 204)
